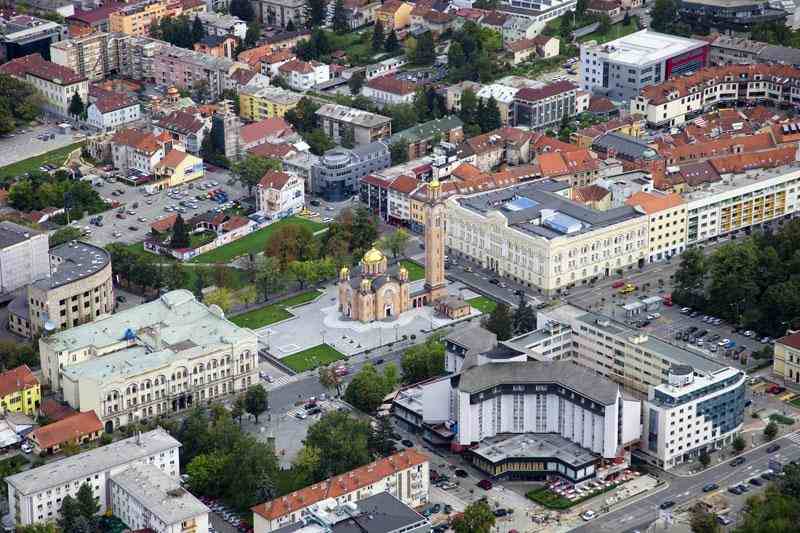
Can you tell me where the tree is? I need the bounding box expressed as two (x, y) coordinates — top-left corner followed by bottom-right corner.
(231, 395), (246, 426)
(265, 223), (318, 267)
(238, 285), (258, 307)
(384, 30), (399, 53)
(575, 0), (588, 17)
(732, 434), (746, 453)
(306, 128), (335, 156)
(389, 140), (409, 165)
(413, 31), (435, 65)
(481, 96), (502, 133)
(484, 302), (513, 341)
(284, 97), (319, 133)
(559, 13), (572, 41)
(512, 293), (536, 334)
(15, 525), (59, 533)
(192, 15), (205, 44)
(245, 19), (261, 48)
(623, 9), (630, 25)
(340, 126), (355, 149)
(371, 20), (385, 52)
(49, 226), (83, 247)
(689, 503), (719, 533)
(204, 288), (233, 313)
(255, 256), (286, 300)
(344, 363), (398, 413)
(286, 18), (296, 31)
(379, 229), (410, 261)
(348, 71), (365, 95)
(765, 421), (779, 441)
(68, 92), (85, 120)
(303, 411), (373, 480)
(699, 448), (711, 468)
(171, 214), (190, 248)
(598, 14), (611, 35)
(459, 88), (478, 128)
(245, 384), (269, 422)
(305, 0), (326, 28)
(368, 416), (397, 457)
(453, 500), (495, 533)
(673, 247), (706, 308)
(319, 364), (343, 397)
(651, 0), (679, 33)
(230, 0), (255, 21)
(332, 0), (348, 32)
(75, 482), (99, 520)
(402, 335), (445, 384)
(187, 451), (228, 496)
(231, 154), (282, 197)
(57, 495), (81, 532)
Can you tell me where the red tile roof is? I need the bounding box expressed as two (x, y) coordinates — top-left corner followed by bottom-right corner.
(258, 170), (293, 189)
(279, 59), (315, 74)
(39, 399), (76, 422)
(156, 110), (205, 135)
(94, 92), (137, 113)
(252, 449), (428, 521)
(67, 3), (125, 25)
(778, 332), (800, 350)
(507, 38), (537, 53)
(240, 117), (294, 145)
(151, 213), (178, 233)
(574, 184), (610, 203)
(452, 163), (487, 182)
(516, 81), (577, 102)
(261, 49), (295, 65)
(366, 75), (417, 96)
(388, 174), (419, 194)
(155, 149), (192, 171)
(248, 142), (297, 159)
(30, 411), (103, 450)
(0, 53), (86, 85)
(625, 191), (684, 214)
(0, 365), (38, 398)
(111, 128), (163, 154)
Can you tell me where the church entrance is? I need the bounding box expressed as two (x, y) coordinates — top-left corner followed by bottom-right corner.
(385, 304), (393, 317)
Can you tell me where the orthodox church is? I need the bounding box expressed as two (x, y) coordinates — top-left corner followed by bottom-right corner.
(338, 178), (451, 322)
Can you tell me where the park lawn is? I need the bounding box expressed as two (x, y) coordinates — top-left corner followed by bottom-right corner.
(229, 289), (321, 329)
(400, 259), (425, 281)
(790, 397), (800, 409)
(0, 142), (84, 180)
(281, 343), (346, 372)
(326, 30), (373, 65)
(468, 296), (497, 314)
(579, 18), (640, 45)
(191, 217), (326, 264)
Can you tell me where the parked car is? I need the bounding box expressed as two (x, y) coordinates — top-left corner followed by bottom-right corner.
(454, 469), (468, 478)
(730, 457), (746, 467)
(477, 479), (492, 490)
(581, 510), (597, 521)
(20, 442), (33, 453)
(767, 444), (781, 453)
(702, 483), (719, 493)
(401, 439), (414, 447)
(659, 501), (676, 510)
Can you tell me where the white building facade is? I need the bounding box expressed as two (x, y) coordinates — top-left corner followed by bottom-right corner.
(86, 98), (141, 132)
(256, 171), (305, 219)
(0, 222), (49, 295)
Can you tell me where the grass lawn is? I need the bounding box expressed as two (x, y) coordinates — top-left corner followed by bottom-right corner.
(326, 29), (373, 65)
(468, 296), (498, 314)
(281, 343), (346, 372)
(527, 483), (617, 510)
(191, 217), (326, 264)
(190, 231), (216, 248)
(770, 413), (796, 425)
(0, 142), (84, 180)
(230, 289), (321, 329)
(400, 259), (425, 282)
(790, 397), (800, 409)
(579, 18), (640, 45)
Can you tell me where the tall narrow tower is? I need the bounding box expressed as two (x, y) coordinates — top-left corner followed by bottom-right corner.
(424, 178), (447, 301)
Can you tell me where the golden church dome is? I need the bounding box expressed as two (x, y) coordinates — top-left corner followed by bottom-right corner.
(166, 86), (179, 96)
(362, 246), (385, 265)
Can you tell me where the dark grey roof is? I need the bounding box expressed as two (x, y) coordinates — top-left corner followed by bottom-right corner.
(445, 325), (497, 354)
(482, 344), (526, 360)
(458, 360), (621, 405)
(348, 264), (403, 290)
(0, 221), (41, 249)
(592, 132), (659, 160)
(32, 241), (110, 290)
(761, 44), (800, 65)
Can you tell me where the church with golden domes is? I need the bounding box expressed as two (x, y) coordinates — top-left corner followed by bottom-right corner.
(338, 177), (451, 322)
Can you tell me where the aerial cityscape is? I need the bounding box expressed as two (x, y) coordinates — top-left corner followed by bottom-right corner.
(0, 0), (799, 532)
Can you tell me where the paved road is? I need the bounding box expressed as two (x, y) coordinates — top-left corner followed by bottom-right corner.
(0, 122), (84, 169)
(573, 430), (800, 532)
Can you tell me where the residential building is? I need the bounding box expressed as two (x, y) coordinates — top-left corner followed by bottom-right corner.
(441, 80), (482, 112)
(154, 149), (205, 188)
(706, 33), (800, 66)
(0, 222), (50, 295)
(7, 429), (181, 526)
(239, 85), (302, 121)
(445, 180), (649, 295)
(28, 411), (103, 455)
(539, 303), (727, 395)
(678, 0), (786, 31)
(86, 92), (140, 132)
(116, 34), (163, 81)
(363, 75), (417, 106)
(7, 241), (114, 339)
(640, 366), (745, 470)
(108, 0), (169, 36)
(154, 109), (209, 154)
(282, 151), (320, 183)
(197, 11), (247, 40)
(315, 103), (392, 146)
(256, 170), (304, 219)
(252, 0), (306, 28)
(311, 142), (391, 200)
(587, 0), (623, 17)
(211, 107), (242, 161)
(67, 4), (127, 34)
(277, 59), (329, 91)
(507, 35), (559, 65)
(460, 126), (534, 171)
(375, 0), (414, 29)
(580, 29), (709, 101)
(0, 14), (66, 62)
(534, 149), (601, 187)
(267, 493), (430, 533)
(258, 49), (295, 77)
(110, 463), (209, 533)
(239, 116), (298, 153)
(632, 63), (800, 128)
(50, 31), (127, 81)
(498, 0), (576, 26)
(774, 332), (800, 386)
(501, 15), (542, 45)
(384, 116), (464, 160)
(151, 44), (250, 100)
(0, 365), (40, 416)
(625, 191), (686, 262)
(38, 290), (258, 430)
(194, 34), (238, 59)
(476, 84), (519, 125)
(0, 53), (88, 117)
(512, 81), (577, 131)
(111, 128), (170, 176)
(684, 165), (800, 245)
(251, 450), (429, 533)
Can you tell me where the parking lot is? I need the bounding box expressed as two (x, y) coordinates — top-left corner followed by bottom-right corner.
(0, 123), (85, 168)
(78, 169), (248, 246)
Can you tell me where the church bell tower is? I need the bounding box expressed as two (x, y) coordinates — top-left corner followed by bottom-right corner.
(424, 179), (447, 301)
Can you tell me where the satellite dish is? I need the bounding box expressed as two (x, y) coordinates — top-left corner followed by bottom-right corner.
(43, 320), (56, 334)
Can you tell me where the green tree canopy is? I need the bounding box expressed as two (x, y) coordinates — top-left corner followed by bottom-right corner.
(303, 411), (373, 480)
(453, 500), (495, 533)
(402, 335), (445, 383)
(245, 384), (269, 422)
(484, 302), (513, 340)
(344, 363), (399, 413)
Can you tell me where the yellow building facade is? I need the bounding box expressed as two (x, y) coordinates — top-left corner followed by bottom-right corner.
(109, 0), (168, 36)
(774, 333), (800, 385)
(0, 365), (41, 416)
(154, 149), (204, 188)
(239, 86), (302, 121)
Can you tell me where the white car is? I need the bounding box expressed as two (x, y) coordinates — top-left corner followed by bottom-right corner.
(581, 510), (597, 521)
(20, 443), (33, 453)
(718, 338), (730, 346)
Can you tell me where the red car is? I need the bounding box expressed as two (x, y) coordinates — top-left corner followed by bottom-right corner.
(477, 479), (493, 490)
(335, 365), (348, 377)
(612, 280), (626, 289)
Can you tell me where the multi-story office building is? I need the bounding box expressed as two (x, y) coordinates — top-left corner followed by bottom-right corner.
(678, 0), (786, 31)
(705, 34), (800, 66)
(110, 463), (209, 533)
(239, 85), (302, 121)
(580, 30), (708, 101)
(499, 0), (576, 27)
(8, 241), (114, 338)
(251, 450), (429, 533)
(39, 289), (259, 431)
(640, 365), (745, 470)
(312, 142), (391, 201)
(773, 332), (800, 385)
(0, 14), (66, 62)
(50, 32), (128, 81)
(315, 103), (392, 146)
(512, 81), (577, 131)
(539, 303), (726, 395)
(6, 429), (181, 527)
(684, 165), (800, 246)
(0, 222), (49, 295)
(0, 53), (88, 117)
(0, 365), (41, 416)
(625, 191), (687, 263)
(445, 180), (649, 295)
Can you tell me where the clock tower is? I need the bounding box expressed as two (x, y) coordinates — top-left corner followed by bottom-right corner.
(424, 178), (447, 301)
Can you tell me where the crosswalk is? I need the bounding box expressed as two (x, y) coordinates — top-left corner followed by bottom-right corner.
(286, 400), (333, 418)
(263, 374), (298, 389)
(784, 431), (800, 446)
